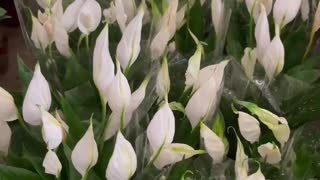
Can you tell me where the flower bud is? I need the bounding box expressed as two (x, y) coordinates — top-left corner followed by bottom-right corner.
(62, 0), (85, 32)
(23, 64), (51, 126)
(106, 132), (137, 180)
(0, 87), (17, 122)
(31, 16), (49, 50)
(211, 0), (225, 35)
(258, 142), (281, 164)
(54, 20), (72, 58)
(156, 56), (170, 101)
(237, 112), (261, 144)
(235, 136), (249, 180)
(255, 4), (270, 61)
(241, 48), (257, 80)
(71, 120), (98, 177)
(41, 109), (63, 150)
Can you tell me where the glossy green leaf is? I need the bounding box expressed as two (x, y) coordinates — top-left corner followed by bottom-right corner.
(0, 165), (42, 180)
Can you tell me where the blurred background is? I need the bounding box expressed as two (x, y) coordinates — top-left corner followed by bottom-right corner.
(0, 0), (34, 91)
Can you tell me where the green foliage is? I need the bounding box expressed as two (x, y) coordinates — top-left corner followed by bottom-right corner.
(0, 7), (10, 20)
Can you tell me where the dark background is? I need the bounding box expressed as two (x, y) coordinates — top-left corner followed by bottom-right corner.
(0, 0), (34, 91)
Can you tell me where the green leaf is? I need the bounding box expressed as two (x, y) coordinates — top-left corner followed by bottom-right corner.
(62, 60), (90, 90)
(60, 96), (86, 142)
(62, 143), (81, 180)
(17, 55), (33, 90)
(188, 0), (204, 42)
(0, 165), (42, 180)
(212, 111), (229, 154)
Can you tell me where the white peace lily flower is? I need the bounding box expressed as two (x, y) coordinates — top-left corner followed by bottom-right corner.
(54, 20), (72, 58)
(0, 87), (17, 122)
(122, 0), (136, 22)
(116, 9), (144, 71)
(245, 0), (273, 21)
(36, 0), (56, 9)
(236, 101), (290, 146)
(71, 120), (98, 177)
(115, 0), (128, 32)
(156, 56), (170, 101)
(41, 109), (63, 150)
(248, 167), (265, 180)
(185, 61), (229, 129)
(313, 2), (320, 32)
(153, 143), (205, 169)
(235, 136), (249, 180)
(185, 31), (203, 89)
(54, 110), (69, 139)
(211, 0), (225, 35)
(255, 4), (270, 61)
(77, 0), (102, 35)
(51, 0), (63, 19)
(31, 16), (49, 50)
(62, 0), (85, 32)
(38, 10), (49, 24)
(176, 5), (187, 29)
(300, 0), (310, 21)
(103, 2), (116, 24)
(106, 61), (131, 113)
(23, 64), (51, 126)
(238, 112), (261, 144)
(241, 47), (257, 80)
(43, 150), (62, 178)
(0, 121), (12, 156)
(200, 123), (225, 164)
(93, 24), (115, 103)
(106, 132), (137, 180)
(147, 102), (175, 153)
(261, 25), (284, 82)
(258, 142), (281, 164)
(104, 79), (149, 140)
(273, 0), (302, 27)
(150, 0), (178, 60)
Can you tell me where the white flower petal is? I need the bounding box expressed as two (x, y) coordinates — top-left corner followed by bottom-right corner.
(150, 28), (171, 60)
(241, 47), (257, 80)
(103, 112), (132, 141)
(211, 0), (225, 35)
(54, 20), (72, 58)
(0, 87), (17, 122)
(23, 64), (51, 126)
(36, 0), (55, 9)
(313, 2), (320, 32)
(62, 0), (86, 32)
(273, 0), (302, 27)
(106, 132), (137, 180)
(77, 0), (102, 35)
(147, 102), (175, 152)
(153, 143), (203, 169)
(245, 0), (273, 21)
(93, 24), (115, 102)
(248, 167), (265, 180)
(103, 3), (117, 24)
(52, 0), (63, 20)
(238, 112), (261, 144)
(71, 121), (98, 177)
(43, 150), (62, 178)
(255, 4), (270, 61)
(200, 123), (225, 164)
(106, 62), (131, 113)
(0, 121), (11, 156)
(116, 9), (144, 70)
(185, 43), (202, 89)
(128, 79), (149, 112)
(258, 142), (281, 164)
(235, 136), (249, 180)
(31, 16), (49, 50)
(41, 110), (63, 150)
(186, 61), (228, 128)
(115, 0), (128, 32)
(301, 0), (310, 21)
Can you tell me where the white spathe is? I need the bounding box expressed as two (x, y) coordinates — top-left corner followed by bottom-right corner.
(185, 61), (229, 128)
(71, 121), (98, 177)
(54, 20), (72, 58)
(153, 143), (205, 169)
(200, 123), (225, 164)
(147, 102), (175, 152)
(255, 4), (270, 61)
(43, 150), (62, 178)
(300, 0), (310, 21)
(245, 0), (273, 21)
(0, 87), (17, 122)
(211, 0), (225, 35)
(41, 110), (63, 150)
(235, 136), (249, 180)
(23, 64), (51, 126)
(116, 9), (144, 70)
(258, 142), (281, 164)
(261, 25), (284, 82)
(77, 0), (102, 35)
(31, 16), (49, 50)
(36, 0), (56, 9)
(241, 47), (257, 80)
(106, 62), (131, 113)
(273, 0), (302, 27)
(0, 121), (12, 156)
(106, 132), (137, 180)
(247, 167), (265, 180)
(62, 0), (86, 32)
(238, 112), (261, 144)
(93, 24), (115, 103)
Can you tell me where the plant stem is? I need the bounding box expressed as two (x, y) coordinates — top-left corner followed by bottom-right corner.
(48, 43), (53, 59)
(120, 109), (125, 132)
(85, 35), (90, 53)
(303, 29), (315, 61)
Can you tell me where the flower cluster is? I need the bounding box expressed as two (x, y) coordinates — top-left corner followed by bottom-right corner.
(1, 0), (320, 179)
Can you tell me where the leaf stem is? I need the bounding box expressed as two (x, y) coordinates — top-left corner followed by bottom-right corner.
(303, 29), (315, 61)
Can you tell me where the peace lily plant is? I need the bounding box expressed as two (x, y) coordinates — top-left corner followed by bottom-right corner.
(1, 0), (320, 179)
